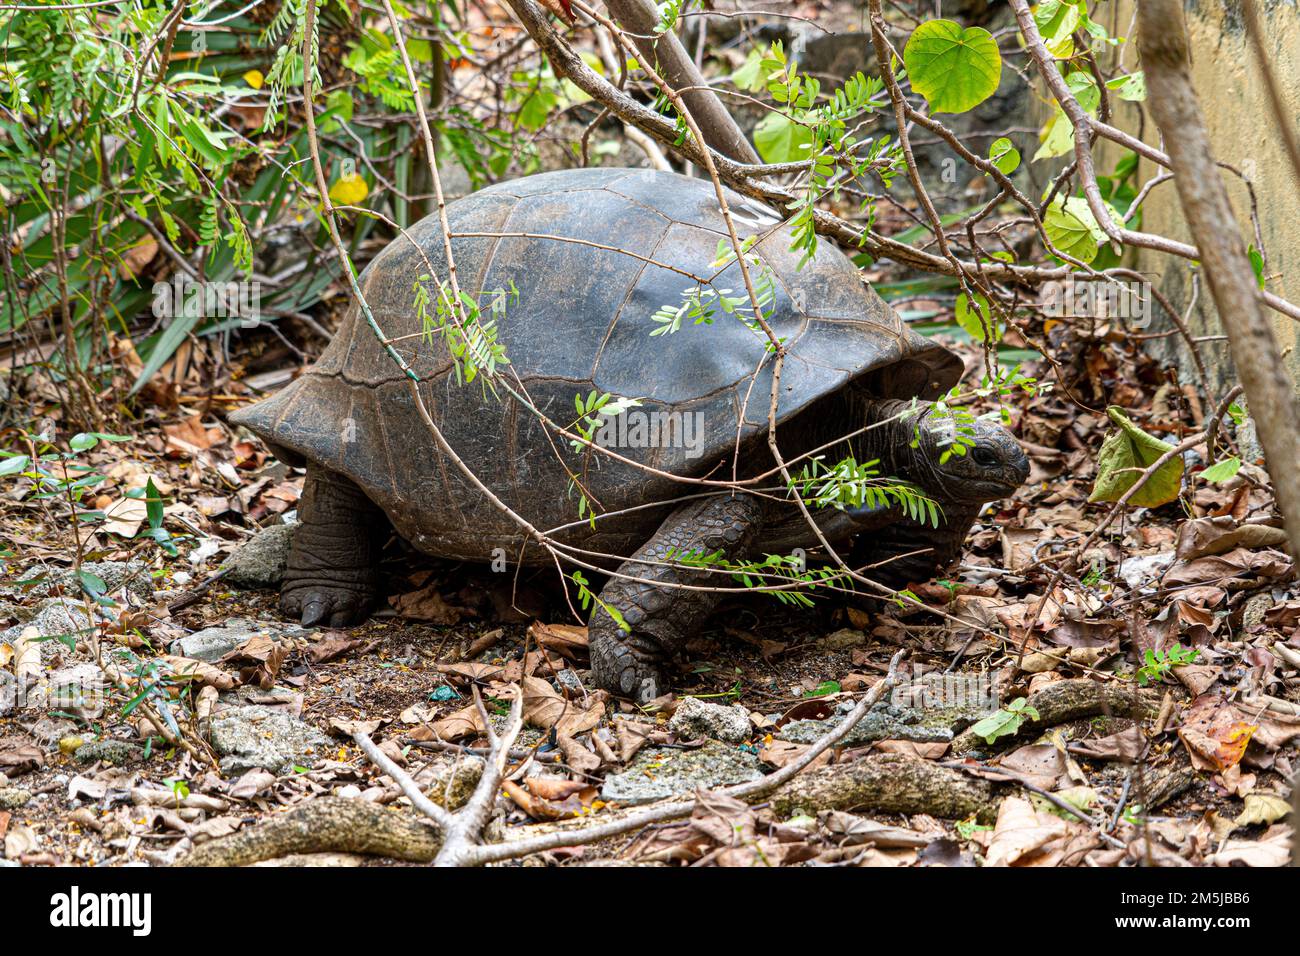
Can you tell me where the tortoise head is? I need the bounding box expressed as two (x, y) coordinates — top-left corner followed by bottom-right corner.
(906, 411), (1030, 505)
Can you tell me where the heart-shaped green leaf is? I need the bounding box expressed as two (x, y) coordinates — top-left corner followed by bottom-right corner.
(903, 20), (1002, 115)
(988, 137), (1020, 175)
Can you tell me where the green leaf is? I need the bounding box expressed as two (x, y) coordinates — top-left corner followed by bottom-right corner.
(1044, 196), (1099, 263)
(1248, 244), (1266, 289)
(1089, 406), (1185, 507)
(803, 680), (841, 698)
(988, 136), (1020, 175)
(970, 698), (1033, 744)
(145, 477), (164, 529)
(1106, 72), (1146, 102)
(753, 112), (814, 163)
(69, 433), (99, 452)
(955, 292), (1000, 344)
(903, 20), (1002, 115)
(1200, 456), (1241, 483)
(0, 455), (30, 476)
(1033, 106), (1076, 162)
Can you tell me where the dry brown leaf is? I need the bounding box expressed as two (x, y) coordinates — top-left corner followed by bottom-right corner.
(307, 635), (366, 664)
(1164, 547), (1293, 589)
(528, 621), (588, 660)
(429, 704), (486, 741)
(161, 655), (237, 691)
(390, 584), (465, 624)
(984, 797), (1069, 867)
(1175, 516), (1290, 560)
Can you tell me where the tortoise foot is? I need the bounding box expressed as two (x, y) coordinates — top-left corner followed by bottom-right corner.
(281, 579), (377, 628)
(590, 627), (667, 703)
(588, 494), (763, 700)
(280, 464), (388, 629)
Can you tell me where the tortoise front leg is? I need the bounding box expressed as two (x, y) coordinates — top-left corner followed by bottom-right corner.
(281, 464), (387, 628)
(589, 494), (762, 702)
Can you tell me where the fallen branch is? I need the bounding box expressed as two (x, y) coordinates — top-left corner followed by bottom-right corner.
(951, 679), (1158, 755)
(770, 753), (999, 823)
(177, 797), (443, 866)
(181, 651), (908, 866)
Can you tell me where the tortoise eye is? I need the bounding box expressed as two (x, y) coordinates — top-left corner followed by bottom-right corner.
(972, 446), (998, 466)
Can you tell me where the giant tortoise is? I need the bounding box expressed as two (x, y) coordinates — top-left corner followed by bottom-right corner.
(230, 167), (1029, 700)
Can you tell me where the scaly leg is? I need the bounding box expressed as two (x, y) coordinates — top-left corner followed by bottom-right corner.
(589, 494), (762, 702)
(281, 464), (387, 628)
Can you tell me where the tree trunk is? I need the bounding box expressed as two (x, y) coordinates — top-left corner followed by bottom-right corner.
(601, 0), (760, 165)
(1136, 0), (1300, 567)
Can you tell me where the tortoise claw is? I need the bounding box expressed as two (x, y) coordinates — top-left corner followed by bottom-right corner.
(301, 599), (328, 628)
(280, 583), (375, 629)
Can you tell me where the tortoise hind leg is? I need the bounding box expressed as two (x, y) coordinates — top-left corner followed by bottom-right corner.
(589, 494), (762, 702)
(281, 464), (387, 628)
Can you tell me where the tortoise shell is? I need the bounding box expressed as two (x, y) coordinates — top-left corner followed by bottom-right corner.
(230, 168), (962, 563)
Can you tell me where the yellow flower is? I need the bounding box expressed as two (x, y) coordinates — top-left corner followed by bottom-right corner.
(329, 173), (369, 206)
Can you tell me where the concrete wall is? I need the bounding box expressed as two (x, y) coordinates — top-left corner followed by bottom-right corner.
(1102, 0), (1300, 393)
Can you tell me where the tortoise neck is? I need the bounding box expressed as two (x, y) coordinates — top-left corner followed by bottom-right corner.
(852, 398), (931, 478)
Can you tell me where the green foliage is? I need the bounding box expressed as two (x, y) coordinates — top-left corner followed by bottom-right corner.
(988, 137), (1020, 175)
(651, 238), (780, 344)
(572, 570), (630, 633)
(567, 390), (642, 454)
(742, 43), (897, 265)
(667, 548), (850, 608)
(414, 277), (517, 389)
(1089, 406), (1184, 508)
(1135, 643), (1200, 686)
(955, 291), (1000, 344)
(903, 20), (1002, 115)
(970, 696), (1039, 744)
(790, 456), (941, 528)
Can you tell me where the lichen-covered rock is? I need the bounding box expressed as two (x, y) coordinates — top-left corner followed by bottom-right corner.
(668, 696), (752, 744)
(75, 740), (143, 766)
(417, 756), (484, 810)
(820, 628), (867, 651)
(0, 599), (97, 662)
(780, 671), (1001, 748)
(1, 560), (154, 605)
(209, 705), (331, 774)
(601, 741), (762, 805)
(221, 524), (295, 589)
(0, 671), (15, 717)
(171, 617), (304, 662)
(28, 663), (108, 719)
(0, 787), (32, 810)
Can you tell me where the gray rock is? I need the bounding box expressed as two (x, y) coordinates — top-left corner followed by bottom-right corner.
(30, 663), (108, 718)
(778, 678), (999, 748)
(171, 617), (305, 662)
(0, 671), (15, 717)
(419, 756), (484, 810)
(209, 705), (331, 775)
(556, 669), (585, 695)
(0, 788), (31, 810)
(601, 741), (763, 805)
(0, 599), (98, 662)
(75, 740), (143, 766)
(222, 524), (295, 589)
(668, 696), (752, 744)
(1, 560), (154, 605)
